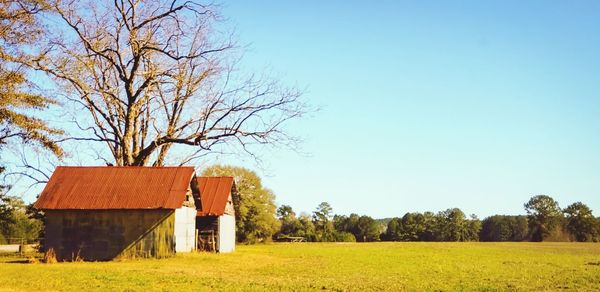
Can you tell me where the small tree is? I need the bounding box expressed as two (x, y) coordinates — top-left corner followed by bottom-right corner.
(524, 195), (563, 241)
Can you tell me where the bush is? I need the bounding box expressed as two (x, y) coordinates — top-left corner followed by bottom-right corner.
(334, 231), (356, 242)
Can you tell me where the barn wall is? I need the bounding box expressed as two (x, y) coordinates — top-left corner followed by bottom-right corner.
(174, 207), (196, 252)
(218, 214), (236, 253)
(44, 210), (175, 261)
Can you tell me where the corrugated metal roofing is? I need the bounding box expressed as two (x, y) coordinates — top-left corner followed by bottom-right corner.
(196, 176), (234, 216)
(33, 166), (196, 210)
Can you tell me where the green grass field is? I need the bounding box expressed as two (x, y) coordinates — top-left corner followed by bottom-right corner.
(1, 242), (599, 291)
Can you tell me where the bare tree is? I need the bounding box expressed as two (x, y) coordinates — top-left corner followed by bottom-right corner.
(24, 0), (305, 166)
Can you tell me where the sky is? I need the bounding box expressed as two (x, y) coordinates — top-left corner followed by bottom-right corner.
(210, 1), (600, 218)
(6, 1), (600, 219)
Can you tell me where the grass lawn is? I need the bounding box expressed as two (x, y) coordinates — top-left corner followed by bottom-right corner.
(1, 242), (599, 291)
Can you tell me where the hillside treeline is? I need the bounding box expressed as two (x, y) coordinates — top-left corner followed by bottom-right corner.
(275, 195), (600, 243)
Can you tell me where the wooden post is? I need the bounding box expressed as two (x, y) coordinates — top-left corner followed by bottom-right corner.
(210, 230), (216, 252)
(194, 229), (198, 252)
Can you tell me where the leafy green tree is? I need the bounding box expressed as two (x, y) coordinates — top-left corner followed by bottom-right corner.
(524, 195), (563, 241)
(297, 213), (317, 242)
(464, 214), (482, 241)
(355, 215), (381, 242)
(563, 202), (596, 242)
(419, 211), (438, 241)
(436, 208), (467, 241)
(0, 189), (14, 242)
(480, 215), (529, 241)
(333, 213), (359, 234)
(332, 213), (379, 242)
(400, 213), (426, 241)
(0, 189), (41, 244)
(202, 165), (280, 243)
(382, 217), (402, 241)
(312, 202), (336, 241)
(276, 204), (303, 238)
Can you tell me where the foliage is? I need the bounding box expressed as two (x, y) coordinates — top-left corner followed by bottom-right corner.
(563, 202), (597, 242)
(0, 192), (42, 244)
(296, 213), (317, 242)
(0, 191), (14, 240)
(202, 165), (279, 243)
(381, 209), (480, 242)
(312, 202), (336, 242)
(333, 231), (356, 242)
(333, 214), (380, 242)
(0, 0), (62, 156)
(480, 215), (529, 242)
(1, 243), (600, 290)
(524, 195), (563, 241)
(275, 205), (301, 237)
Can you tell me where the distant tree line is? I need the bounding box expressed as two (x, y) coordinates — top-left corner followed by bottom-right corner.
(274, 195), (600, 243)
(2, 163), (599, 244)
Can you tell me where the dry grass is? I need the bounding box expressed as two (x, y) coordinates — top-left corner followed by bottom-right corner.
(0, 242), (599, 291)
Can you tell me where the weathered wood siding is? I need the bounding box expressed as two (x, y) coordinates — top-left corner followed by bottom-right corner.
(44, 210), (175, 261)
(223, 193), (235, 216)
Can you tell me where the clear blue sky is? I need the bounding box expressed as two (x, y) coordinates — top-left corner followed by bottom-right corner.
(213, 0), (600, 218)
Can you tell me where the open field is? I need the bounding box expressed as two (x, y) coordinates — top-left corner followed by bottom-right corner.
(1, 242), (599, 291)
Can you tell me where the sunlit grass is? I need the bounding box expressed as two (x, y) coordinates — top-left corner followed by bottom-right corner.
(1, 242), (599, 291)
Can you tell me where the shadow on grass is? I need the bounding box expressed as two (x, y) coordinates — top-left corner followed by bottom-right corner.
(5, 259), (31, 264)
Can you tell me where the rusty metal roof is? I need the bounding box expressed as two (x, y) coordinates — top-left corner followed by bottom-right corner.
(196, 176), (234, 216)
(33, 166), (196, 210)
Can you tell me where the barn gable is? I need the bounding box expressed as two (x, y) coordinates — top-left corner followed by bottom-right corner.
(196, 176), (236, 216)
(196, 176), (236, 253)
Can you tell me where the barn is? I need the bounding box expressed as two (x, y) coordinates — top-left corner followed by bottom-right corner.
(196, 176), (237, 253)
(33, 166), (198, 261)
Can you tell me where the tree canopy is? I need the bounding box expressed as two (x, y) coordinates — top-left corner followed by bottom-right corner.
(202, 165), (279, 243)
(524, 195), (563, 241)
(563, 202), (597, 242)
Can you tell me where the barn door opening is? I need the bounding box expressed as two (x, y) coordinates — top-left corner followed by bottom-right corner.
(197, 230), (216, 252)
